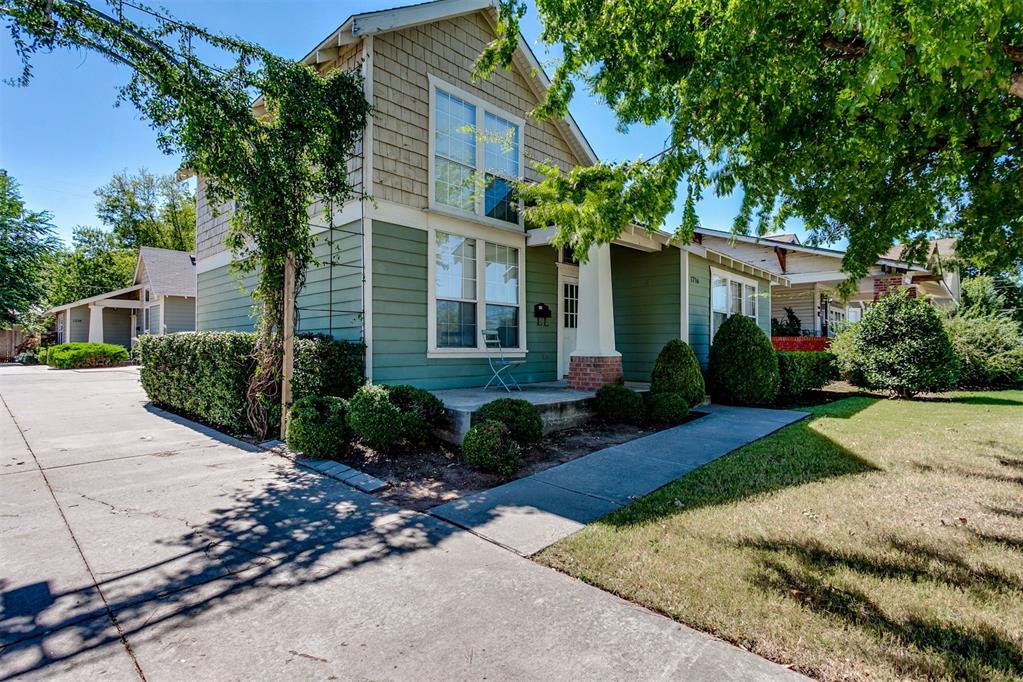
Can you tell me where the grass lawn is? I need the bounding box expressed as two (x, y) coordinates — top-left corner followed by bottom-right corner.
(537, 391), (1023, 681)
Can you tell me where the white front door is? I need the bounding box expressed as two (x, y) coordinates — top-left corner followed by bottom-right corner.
(559, 275), (579, 378)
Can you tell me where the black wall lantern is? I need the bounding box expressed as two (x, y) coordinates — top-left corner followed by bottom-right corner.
(533, 302), (551, 326)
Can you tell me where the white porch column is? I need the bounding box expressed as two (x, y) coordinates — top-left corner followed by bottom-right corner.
(567, 243), (622, 390)
(87, 304), (104, 344)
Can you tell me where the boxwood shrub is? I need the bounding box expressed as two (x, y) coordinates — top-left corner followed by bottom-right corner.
(776, 351), (837, 401)
(647, 392), (689, 425)
(136, 331), (365, 435)
(709, 315), (780, 405)
(593, 384), (645, 424)
(461, 420), (521, 476)
(286, 396), (351, 458)
(346, 384), (444, 451)
(649, 339), (705, 408)
(45, 342), (129, 369)
(474, 398), (543, 446)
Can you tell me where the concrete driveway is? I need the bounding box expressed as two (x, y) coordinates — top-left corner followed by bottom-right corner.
(0, 365), (802, 681)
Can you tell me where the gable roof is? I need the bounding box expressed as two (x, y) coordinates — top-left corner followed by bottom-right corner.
(302, 0), (598, 167)
(135, 247), (196, 298)
(763, 233), (801, 245)
(883, 238), (957, 266)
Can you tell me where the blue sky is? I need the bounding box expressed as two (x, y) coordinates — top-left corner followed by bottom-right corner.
(1, 0), (812, 247)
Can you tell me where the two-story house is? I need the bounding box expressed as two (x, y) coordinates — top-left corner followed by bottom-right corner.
(194, 0), (787, 391)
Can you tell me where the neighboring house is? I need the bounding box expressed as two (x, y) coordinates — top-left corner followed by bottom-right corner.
(48, 247), (197, 348)
(695, 228), (960, 336)
(194, 0), (787, 390)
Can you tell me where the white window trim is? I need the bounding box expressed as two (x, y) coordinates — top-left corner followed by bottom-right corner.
(709, 267), (760, 339)
(427, 226), (528, 358)
(427, 74), (527, 232)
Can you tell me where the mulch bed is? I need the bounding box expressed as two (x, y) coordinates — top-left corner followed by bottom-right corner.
(334, 420), (689, 512)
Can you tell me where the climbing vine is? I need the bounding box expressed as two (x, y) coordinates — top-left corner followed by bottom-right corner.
(3, 0), (370, 436)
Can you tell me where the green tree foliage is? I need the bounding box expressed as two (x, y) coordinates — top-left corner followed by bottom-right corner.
(4, 0), (369, 436)
(835, 291), (960, 398)
(0, 171), (59, 325)
(944, 315), (1023, 387)
(479, 1), (1023, 283)
(44, 227), (136, 307)
(958, 275), (1006, 317)
(709, 315), (780, 405)
(94, 168), (195, 251)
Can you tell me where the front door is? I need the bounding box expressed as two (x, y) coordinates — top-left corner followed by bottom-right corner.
(559, 275), (579, 378)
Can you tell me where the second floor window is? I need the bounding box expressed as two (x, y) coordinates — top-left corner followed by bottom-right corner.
(432, 79), (522, 226)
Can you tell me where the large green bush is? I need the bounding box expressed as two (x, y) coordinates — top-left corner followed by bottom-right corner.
(708, 315), (780, 405)
(828, 324), (864, 385)
(474, 398), (543, 446)
(776, 351), (837, 401)
(649, 339), (705, 408)
(346, 384), (444, 451)
(944, 314), (1023, 387)
(286, 395), (351, 458)
(593, 384), (645, 424)
(646, 392), (688, 425)
(45, 342), (129, 369)
(136, 331), (365, 435)
(838, 291), (960, 398)
(461, 420), (521, 476)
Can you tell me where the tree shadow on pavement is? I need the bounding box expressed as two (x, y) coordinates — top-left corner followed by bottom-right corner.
(0, 461), (456, 679)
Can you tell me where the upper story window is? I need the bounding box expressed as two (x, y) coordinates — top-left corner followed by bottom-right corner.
(430, 76), (524, 228)
(711, 268), (759, 338)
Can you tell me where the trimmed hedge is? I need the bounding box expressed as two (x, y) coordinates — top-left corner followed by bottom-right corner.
(136, 331), (365, 435)
(474, 398), (543, 446)
(834, 291), (959, 398)
(709, 315), (780, 405)
(647, 392), (689, 425)
(649, 339), (705, 408)
(594, 384), (645, 424)
(776, 351), (837, 401)
(45, 342), (129, 369)
(346, 383), (444, 451)
(286, 396), (351, 458)
(462, 420), (521, 475)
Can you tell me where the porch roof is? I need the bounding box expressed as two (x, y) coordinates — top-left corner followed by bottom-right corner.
(47, 284), (144, 315)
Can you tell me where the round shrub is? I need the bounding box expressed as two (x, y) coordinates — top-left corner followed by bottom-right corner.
(650, 339), (706, 408)
(286, 396), (351, 458)
(843, 291), (960, 398)
(387, 384), (446, 443)
(346, 385), (404, 451)
(647, 392), (689, 425)
(594, 384), (645, 424)
(461, 420), (521, 476)
(474, 398), (543, 446)
(15, 350), (39, 365)
(944, 314), (1023, 387)
(709, 315), (780, 405)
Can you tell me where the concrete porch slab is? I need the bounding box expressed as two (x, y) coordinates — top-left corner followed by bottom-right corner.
(432, 380), (649, 444)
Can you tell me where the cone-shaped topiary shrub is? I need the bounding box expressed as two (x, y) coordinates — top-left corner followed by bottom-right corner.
(593, 384), (645, 424)
(650, 339), (706, 407)
(474, 398), (543, 446)
(709, 314), (780, 405)
(286, 395), (351, 458)
(647, 392), (689, 424)
(462, 420), (521, 475)
(842, 290), (959, 398)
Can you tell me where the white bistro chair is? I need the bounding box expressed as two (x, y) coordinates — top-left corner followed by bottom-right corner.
(481, 329), (525, 392)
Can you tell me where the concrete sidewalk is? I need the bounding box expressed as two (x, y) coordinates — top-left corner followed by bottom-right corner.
(1, 365), (805, 681)
(432, 404), (807, 555)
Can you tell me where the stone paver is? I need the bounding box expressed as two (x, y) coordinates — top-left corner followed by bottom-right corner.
(0, 365), (806, 681)
(432, 403), (808, 555)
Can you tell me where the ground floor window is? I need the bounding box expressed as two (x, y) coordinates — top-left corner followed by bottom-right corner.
(432, 230), (524, 352)
(711, 268), (759, 338)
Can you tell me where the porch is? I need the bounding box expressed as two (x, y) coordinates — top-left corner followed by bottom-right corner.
(432, 380), (649, 444)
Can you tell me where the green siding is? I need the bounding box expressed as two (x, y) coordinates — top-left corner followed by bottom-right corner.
(102, 308), (132, 348)
(163, 296), (195, 334)
(69, 305), (89, 342)
(611, 245), (681, 382)
(371, 220), (557, 389)
(687, 252), (772, 367)
(196, 220), (364, 341)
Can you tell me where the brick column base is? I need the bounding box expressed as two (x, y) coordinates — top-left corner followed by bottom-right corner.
(567, 355), (623, 391)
